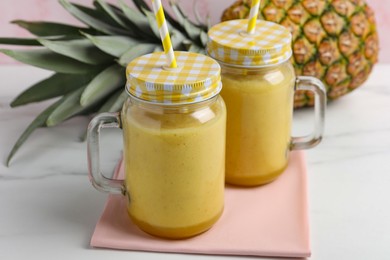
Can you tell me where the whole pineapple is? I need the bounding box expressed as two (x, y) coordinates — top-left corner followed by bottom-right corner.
(222, 0), (379, 107)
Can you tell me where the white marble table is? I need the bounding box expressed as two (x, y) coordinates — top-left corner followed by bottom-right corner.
(1, 64), (390, 260)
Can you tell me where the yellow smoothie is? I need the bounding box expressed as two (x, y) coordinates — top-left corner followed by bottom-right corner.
(221, 63), (295, 186)
(121, 97), (226, 239)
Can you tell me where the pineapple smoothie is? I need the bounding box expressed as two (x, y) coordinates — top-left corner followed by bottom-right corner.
(207, 19), (302, 186)
(221, 63), (295, 186)
(88, 51), (227, 239)
(206, 19), (325, 187)
(121, 97), (226, 238)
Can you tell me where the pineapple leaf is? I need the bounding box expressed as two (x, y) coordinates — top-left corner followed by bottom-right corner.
(38, 38), (113, 65)
(0, 37), (41, 46)
(118, 43), (157, 66)
(170, 2), (201, 42)
(11, 73), (97, 107)
(170, 1), (185, 25)
(153, 46), (164, 52)
(46, 87), (87, 127)
(143, 9), (180, 45)
(0, 48), (101, 74)
(78, 89), (128, 142)
(98, 90), (128, 113)
(80, 64), (125, 107)
(119, 0), (156, 39)
(183, 19), (201, 41)
(81, 32), (139, 57)
(74, 1), (119, 27)
(105, 2), (123, 13)
(188, 44), (202, 54)
(144, 10), (162, 39)
(165, 1), (194, 34)
(132, 0), (151, 13)
(200, 31), (208, 47)
(163, 2), (186, 35)
(6, 99), (63, 166)
(59, 0), (128, 35)
(193, 0), (209, 29)
(142, 4), (184, 42)
(171, 30), (187, 49)
(11, 20), (91, 37)
(95, 0), (128, 29)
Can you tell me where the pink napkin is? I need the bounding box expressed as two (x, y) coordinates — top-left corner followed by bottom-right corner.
(91, 151), (310, 258)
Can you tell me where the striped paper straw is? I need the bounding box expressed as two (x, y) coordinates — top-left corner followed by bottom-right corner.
(247, 0), (261, 34)
(152, 0), (177, 68)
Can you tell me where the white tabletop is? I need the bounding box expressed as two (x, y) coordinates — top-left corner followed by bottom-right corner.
(1, 64), (389, 260)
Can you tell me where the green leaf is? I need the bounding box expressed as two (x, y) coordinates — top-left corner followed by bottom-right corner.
(6, 99), (63, 166)
(132, 0), (151, 13)
(38, 38), (113, 65)
(0, 35), (90, 46)
(0, 48), (99, 74)
(144, 10), (161, 39)
(0, 37), (41, 46)
(164, 1), (186, 34)
(59, 0), (128, 35)
(198, 49), (206, 55)
(118, 43), (157, 66)
(74, 2), (118, 27)
(171, 30), (187, 49)
(153, 46), (163, 52)
(188, 44), (202, 53)
(46, 87), (86, 127)
(143, 9), (178, 45)
(183, 19), (201, 41)
(200, 31), (208, 47)
(98, 90), (127, 113)
(106, 2), (123, 13)
(80, 64), (125, 107)
(80, 89), (125, 141)
(170, 1), (185, 25)
(11, 20), (90, 37)
(82, 32), (139, 57)
(11, 73), (97, 107)
(170, 3), (201, 41)
(95, 0), (128, 28)
(119, 0), (156, 39)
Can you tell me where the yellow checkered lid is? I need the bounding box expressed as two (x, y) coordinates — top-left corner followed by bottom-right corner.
(126, 51), (222, 104)
(207, 20), (292, 67)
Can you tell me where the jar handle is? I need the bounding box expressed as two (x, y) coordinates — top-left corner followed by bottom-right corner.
(291, 76), (326, 150)
(87, 112), (124, 194)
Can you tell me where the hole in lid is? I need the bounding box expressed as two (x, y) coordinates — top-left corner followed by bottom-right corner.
(239, 30), (258, 37)
(162, 65), (182, 72)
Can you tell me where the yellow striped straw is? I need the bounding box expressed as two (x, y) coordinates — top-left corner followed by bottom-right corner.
(151, 0), (177, 68)
(247, 0), (261, 34)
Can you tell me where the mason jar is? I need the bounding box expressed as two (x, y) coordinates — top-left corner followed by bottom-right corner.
(207, 20), (326, 186)
(87, 51), (226, 239)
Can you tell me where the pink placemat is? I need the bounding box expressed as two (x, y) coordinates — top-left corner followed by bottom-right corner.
(91, 151), (310, 258)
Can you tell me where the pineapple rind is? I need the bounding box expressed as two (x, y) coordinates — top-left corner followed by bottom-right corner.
(221, 0), (379, 107)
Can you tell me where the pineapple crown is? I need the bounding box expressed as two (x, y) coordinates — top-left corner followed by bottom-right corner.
(0, 0), (210, 166)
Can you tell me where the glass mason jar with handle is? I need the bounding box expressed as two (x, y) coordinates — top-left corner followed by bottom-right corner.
(207, 20), (326, 186)
(87, 51), (226, 239)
